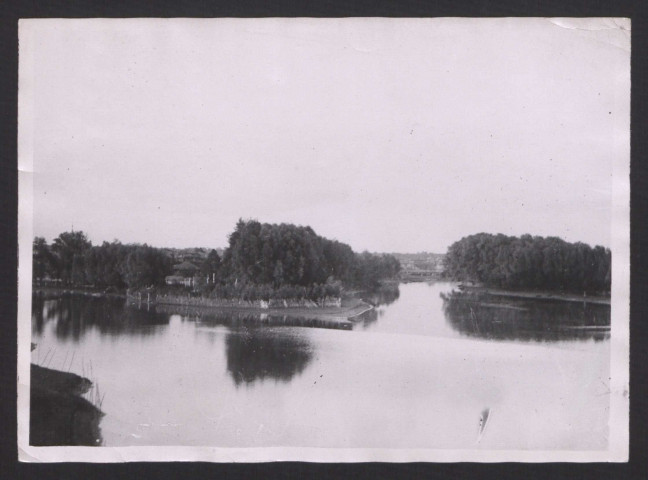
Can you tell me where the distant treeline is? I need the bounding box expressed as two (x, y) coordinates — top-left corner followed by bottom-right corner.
(443, 233), (611, 294)
(33, 220), (401, 296)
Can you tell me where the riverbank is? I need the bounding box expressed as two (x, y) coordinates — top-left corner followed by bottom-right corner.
(156, 296), (373, 325)
(457, 285), (610, 305)
(30, 364), (103, 446)
(33, 285), (126, 299)
(33, 286), (374, 324)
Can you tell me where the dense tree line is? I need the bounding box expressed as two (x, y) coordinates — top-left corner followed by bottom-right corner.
(33, 232), (171, 289)
(33, 220), (401, 294)
(443, 233), (611, 294)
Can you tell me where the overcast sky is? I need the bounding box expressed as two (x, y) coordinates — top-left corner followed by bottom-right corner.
(24, 18), (629, 253)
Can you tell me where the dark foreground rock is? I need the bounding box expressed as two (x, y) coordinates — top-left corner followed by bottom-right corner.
(30, 364), (103, 446)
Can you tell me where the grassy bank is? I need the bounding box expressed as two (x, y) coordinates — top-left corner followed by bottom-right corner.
(30, 364), (103, 446)
(458, 285), (610, 305)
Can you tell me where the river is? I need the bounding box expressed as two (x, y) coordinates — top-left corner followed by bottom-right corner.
(30, 282), (611, 449)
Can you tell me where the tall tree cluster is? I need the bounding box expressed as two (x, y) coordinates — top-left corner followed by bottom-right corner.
(219, 220), (400, 289)
(443, 233), (611, 294)
(33, 233), (171, 289)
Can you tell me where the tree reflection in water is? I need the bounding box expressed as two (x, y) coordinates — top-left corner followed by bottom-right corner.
(440, 291), (610, 342)
(32, 295), (46, 335)
(360, 284), (400, 308)
(160, 310), (319, 386)
(32, 294), (171, 341)
(225, 327), (313, 386)
(357, 284), (400, 328)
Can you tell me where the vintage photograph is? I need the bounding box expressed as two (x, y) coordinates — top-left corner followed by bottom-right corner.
(17, 18), (630, 462)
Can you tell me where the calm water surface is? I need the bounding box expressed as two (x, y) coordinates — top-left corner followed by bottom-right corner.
(31, 282), (611, 449)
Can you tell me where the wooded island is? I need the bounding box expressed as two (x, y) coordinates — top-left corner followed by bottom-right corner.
(443, 233), (611, 295)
